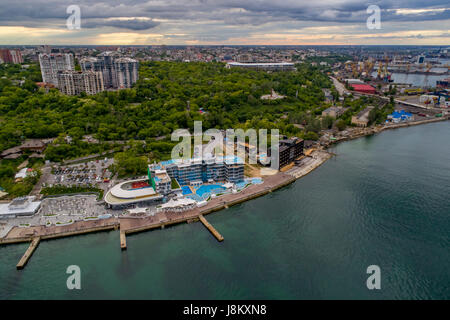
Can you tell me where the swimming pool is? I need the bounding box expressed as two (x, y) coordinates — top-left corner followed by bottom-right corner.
(181, 186), (192, 195)
(251, 177), (263, 184)
(195, 184), (226, 198)
(234, 178), (263, 190)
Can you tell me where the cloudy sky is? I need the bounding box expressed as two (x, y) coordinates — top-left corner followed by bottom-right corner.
(0, 0), (449, 45)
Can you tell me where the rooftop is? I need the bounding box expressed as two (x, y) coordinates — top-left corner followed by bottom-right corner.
(109, 179), (157, 199)
(0, 197), (41, 217)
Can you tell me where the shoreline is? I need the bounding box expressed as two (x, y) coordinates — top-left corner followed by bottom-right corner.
(323, 116), (448, 147)
(1, 116), (448, 247)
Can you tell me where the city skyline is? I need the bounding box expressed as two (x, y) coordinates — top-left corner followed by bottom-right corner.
(0, 0), (449, 46)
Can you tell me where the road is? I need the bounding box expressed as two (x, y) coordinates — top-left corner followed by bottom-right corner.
(29, 166), (51, 197)
(330, 76), (446, 112)
(330, 76), (349, 96)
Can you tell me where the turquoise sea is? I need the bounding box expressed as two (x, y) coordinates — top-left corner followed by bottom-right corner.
(0, 121), (449, 299)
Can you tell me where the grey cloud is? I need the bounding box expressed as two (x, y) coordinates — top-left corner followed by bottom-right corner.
(0, 0), (449, 26)
(0, 0), (448, 44)
(83, 18), (160, 30)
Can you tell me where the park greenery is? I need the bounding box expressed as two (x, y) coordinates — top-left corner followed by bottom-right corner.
(40, 185), (104, 199)
(0, 156), (42, 197)
(0, 59), (387, 193)
(0, 61), (332, 152)
(0, 60), (338, 184)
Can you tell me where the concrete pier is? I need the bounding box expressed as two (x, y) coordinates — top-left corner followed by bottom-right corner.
(16, 237), (40, 270)
(199, 215), (224, 242)
(120, 231), (127, 250)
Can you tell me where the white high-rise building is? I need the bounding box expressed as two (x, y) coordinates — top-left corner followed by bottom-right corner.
(81, 54), (138, 89)
(114, 58), (139, 89)
(57, 70), (104, 96)
(39, 53), (74, 86)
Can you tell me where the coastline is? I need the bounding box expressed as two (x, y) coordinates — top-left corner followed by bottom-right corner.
(1, 116), (448, 249)
(323, 116), (448, 147)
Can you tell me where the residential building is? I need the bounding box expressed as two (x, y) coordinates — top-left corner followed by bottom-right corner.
(152, 155), (244, 186)
(81, 53), (118, 89)
(0, 49), (23, 64)
(149, 169), (172, 195)
(57, 70), (104, 95)
(80, 54), (138, 89)
(38, 53), (74, 86)
(115, 57), (139, 88)
(278, 138), (304, 168)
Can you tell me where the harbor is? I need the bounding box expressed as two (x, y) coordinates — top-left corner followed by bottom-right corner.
(0, 117), (447, 269)
(1, 120), (448, 299)
(0, 149), (331, 268)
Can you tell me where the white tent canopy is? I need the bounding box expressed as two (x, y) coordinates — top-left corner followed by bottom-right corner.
(161, 198), (197, 209)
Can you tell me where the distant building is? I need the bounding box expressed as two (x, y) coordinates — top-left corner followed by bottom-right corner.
(0, 196), (41, 219)
(0, 146), (22, 159)
(81, 53), (118, 89)
(57, 70), (104, 95)
(350, 84), (376, 94)
(436, 78), (449, 89)
(14, 167), (36, 181)
(0, 139), (50, 160)
(387, 110), (413, 123)
(417, 55), (425, 64)
(38, 53), (74, 86)
(237, 54), (252, 63)
(104, 179), (164, 209)
(278, 138), (304, 168)
(80, 54), (138, 89)
(351, 106), (375, 127)
(322, 106), (345, 118)
(149, 169), (172, 195)
(114, 58), (139, 88)
(19, 139), (47, 153)
(153, 155), (244, 185)
(226, 62), (296, 71)
(0, 49), (23, 64)
(323, 88), (333, 102)
(344, 79), (365, 85)
(36, 82), (56, 93)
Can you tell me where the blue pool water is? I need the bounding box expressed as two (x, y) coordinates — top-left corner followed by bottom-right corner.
(186, 194), (204, 201)
(195, 184), (226, 197)
(251, 178), (263, 184)
(181, 186), (192, 195)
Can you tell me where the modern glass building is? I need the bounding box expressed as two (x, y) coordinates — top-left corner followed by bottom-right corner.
(150, 155), (244, 186)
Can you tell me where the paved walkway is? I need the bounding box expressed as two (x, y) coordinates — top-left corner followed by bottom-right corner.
(119, 171), (297, 233)
(2, 218), (118, 241)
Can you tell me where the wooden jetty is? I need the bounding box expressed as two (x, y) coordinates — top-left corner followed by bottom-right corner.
(120, 231), (127, 250)
(16, 237), (40, 270)
(199, 215), (224, 242)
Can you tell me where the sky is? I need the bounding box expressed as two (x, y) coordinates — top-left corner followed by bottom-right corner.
(0, 0), (449, 45)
